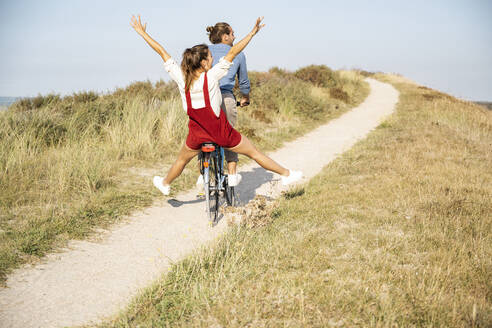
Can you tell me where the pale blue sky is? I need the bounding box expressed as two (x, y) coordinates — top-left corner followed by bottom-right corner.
(1, 0), (491, 100)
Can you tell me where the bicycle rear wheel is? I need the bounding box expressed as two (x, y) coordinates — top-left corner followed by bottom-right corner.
(208, 153), (220, 223)
(202, 153), (213, 222)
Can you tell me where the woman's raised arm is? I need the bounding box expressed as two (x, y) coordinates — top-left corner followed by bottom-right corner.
(224, 17), (265, 63)
(130, 15), (171, 62)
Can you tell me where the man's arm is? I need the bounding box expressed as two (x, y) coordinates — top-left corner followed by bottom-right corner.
(224, 17), (264, 63)
(237, 53), (251, 106)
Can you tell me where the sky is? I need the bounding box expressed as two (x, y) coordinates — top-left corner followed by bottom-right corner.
(1, 0), (491, 101)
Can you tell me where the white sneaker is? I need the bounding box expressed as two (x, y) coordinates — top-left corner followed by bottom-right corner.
(196, 174), (204, 186)
(153, 176), (170, 195)
(281, 170), (303, 186)
(228, 173), (242, 187)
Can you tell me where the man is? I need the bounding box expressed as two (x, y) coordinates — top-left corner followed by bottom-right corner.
(204, 22), (251, 186)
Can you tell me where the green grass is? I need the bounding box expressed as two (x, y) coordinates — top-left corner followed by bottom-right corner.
(0, 66), (368, 283)
(101, 74), (491, 327)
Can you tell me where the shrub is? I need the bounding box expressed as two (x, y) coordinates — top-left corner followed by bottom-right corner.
(330, 87), (349, 103)
(11, 94), (61, 112)
(72, 91), (99, 103)
(294, 65), (340, 88)
(11, 98), (33, 112)
(114, 80), (157, 100)
(33, 117), (68, 146)
(268, 67), (291, 78)
(111, 80), (179, 102)
(247, 72), (323, 119)
(358, 70), (376, 77)
(32, 95), (46, 109)
(154, 80), (180, 100)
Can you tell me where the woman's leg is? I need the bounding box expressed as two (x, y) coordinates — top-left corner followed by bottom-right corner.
(227, 136), (289, 176)
(163, 143), (200, 185)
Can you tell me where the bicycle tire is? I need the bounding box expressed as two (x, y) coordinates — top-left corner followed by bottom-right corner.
(203, 153), (213, 222)
(209, 153), (220, 222)
(213, 155), (221, 220)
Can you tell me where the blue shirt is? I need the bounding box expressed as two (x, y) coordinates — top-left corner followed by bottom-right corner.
(209, 43), (250, 96)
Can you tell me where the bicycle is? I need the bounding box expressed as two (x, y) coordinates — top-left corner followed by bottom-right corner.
(199, 142), (237, 223)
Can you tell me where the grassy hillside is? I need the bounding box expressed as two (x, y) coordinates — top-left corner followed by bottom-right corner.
(0, 66), (368, 283)
(103, 74), (491, 327)
(475, 102), (492, 110)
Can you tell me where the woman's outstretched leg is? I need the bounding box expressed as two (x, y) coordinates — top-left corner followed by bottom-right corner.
(227, 136), (289, 176)
(164, 143), (200, 185)
(154, 143), (199, 195)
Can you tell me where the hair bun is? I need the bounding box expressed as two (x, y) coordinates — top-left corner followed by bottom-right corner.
(206, 26), (214, 33)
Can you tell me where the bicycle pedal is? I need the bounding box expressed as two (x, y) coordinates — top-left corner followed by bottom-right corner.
(196, 192), (205, 200)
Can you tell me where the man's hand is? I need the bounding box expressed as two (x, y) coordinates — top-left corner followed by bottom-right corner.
(250, 16), (265, 37)
(239, 95), (250, 107)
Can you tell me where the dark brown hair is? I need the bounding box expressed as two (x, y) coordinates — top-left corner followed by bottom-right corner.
(181, 44), (209, 91)
(206, 22), (231, 44)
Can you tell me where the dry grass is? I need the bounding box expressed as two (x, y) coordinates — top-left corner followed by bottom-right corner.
(0, 67), (368, 283)
(102, 74), (491, 327)
(475, 102), (492, 110)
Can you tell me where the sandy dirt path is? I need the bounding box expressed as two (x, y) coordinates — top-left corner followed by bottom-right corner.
(0, 78), (398, 327)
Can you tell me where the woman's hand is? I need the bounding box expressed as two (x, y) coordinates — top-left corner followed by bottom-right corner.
(250, 16), (265, 36)
(130, 15), (171, 62)
(130, 15), (147, 36)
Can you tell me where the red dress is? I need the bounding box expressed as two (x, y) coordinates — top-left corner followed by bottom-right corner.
(185, 72), (242, 150)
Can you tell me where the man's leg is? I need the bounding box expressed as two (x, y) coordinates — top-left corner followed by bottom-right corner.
(222, 93), (239, 174)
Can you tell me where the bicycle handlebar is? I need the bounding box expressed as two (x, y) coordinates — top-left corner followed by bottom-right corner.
(236, 101), (250, 107)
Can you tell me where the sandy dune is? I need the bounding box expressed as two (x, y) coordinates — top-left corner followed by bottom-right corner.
(0, 78), (399, 327)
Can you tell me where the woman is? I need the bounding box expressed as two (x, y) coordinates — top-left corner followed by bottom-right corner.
(130, 15), (302, 195)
